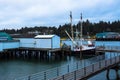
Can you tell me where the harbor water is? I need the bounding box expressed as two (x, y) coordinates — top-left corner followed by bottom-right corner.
(0, 41), (120, 80)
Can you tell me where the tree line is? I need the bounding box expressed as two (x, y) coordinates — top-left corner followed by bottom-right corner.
(0, 20), (120, 38)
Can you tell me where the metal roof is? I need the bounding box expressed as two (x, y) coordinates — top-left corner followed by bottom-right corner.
(96, 32), (119, 36)
(34, 35), (55, 39)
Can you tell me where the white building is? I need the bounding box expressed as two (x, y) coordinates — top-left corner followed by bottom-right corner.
(34, 35), (60, 49)
(19, 35), (60, 49)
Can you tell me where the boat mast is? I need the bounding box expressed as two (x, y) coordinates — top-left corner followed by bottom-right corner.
(70, 11), (74, 40)
(80, 13), (83, 46)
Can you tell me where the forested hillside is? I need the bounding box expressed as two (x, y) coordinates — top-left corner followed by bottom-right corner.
(0, 20), (120, 38)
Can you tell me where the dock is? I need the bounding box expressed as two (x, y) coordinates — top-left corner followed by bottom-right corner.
(0, 47), (71, 60)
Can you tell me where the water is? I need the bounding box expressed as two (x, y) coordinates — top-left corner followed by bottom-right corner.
(0, 57), (82, 80)
(0, 41), (120, 80)
(89, 70), (119, 80)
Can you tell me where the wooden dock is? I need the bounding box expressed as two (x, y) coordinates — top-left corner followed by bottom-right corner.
(1, 45), (120, 60)
(0, 47), (71, 60)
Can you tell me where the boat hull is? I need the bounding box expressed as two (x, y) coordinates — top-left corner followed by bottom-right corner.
(71, 48), (96, 56)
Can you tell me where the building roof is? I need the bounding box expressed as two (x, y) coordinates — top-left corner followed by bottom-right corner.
(96, 32), (107, 37)
(96, 32), (119, 36)
(0, 32), (13, 40)
(34, 35), (55, 39)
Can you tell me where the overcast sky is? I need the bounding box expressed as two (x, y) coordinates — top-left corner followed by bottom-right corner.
(0, 0), (120, 30)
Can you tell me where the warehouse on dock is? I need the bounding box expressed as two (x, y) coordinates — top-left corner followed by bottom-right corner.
(0, 33), (60, 52)
(19, 35), (60, 49)
(96, 32), (120, 41)
(34, 35), (60, 49)
(0, 32), (19, 52)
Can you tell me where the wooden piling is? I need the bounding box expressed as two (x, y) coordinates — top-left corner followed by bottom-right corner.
(106, 65), (120, 80)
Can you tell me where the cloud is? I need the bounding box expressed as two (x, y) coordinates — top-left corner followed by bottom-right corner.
(0, 0), (119, 29)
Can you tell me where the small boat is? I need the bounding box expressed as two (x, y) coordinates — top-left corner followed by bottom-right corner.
(65, 12), (95, 55)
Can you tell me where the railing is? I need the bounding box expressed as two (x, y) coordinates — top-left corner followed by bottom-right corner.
(15, 52), (120, 80)
(96, 45), (120, 51)
(51, 55), (120, 80)
(105, 46), (120, 51)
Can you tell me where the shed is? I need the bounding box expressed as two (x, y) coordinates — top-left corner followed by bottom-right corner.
(34, 35), (60, 49)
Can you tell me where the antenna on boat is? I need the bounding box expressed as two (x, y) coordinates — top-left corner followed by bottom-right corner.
(80, 13), (83, 46)
(70, 11), (74, 40)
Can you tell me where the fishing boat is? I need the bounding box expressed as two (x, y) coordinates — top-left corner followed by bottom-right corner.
(65, 12), (95, 55)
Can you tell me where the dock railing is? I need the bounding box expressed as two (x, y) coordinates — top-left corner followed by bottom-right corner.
(96, 45), (120, 51)
(51, 55), (120, 80)
(15, 52), (120, 80)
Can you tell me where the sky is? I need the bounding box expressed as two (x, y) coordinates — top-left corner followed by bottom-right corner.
(0, 0), (120, 30)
